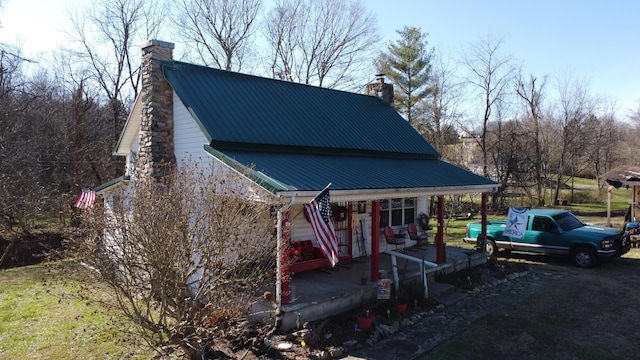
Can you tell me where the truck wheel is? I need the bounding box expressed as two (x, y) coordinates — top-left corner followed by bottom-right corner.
(571, 247), (597, 268)
(485, 239), (497, 257)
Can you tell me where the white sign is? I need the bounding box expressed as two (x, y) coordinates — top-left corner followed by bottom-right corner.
(504, 207), (529, 239)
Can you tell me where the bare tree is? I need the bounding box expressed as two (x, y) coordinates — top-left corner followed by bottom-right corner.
(486, 117), (527, 207)
(264, 0), (379, 89)
(582, 111), (618, 190)
(516, 73), (546, 206)
(176, 0), (262, 71)
(74, 164), (278, 359)
(462, 35), (515, 178)
(549, 69), (591, 205)
(631, 101), (640, 126)
(66, 0), (166, 148)
(423, 48), (464, 155)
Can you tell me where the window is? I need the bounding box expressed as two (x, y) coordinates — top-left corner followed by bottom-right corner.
(379, 198), (416, 228)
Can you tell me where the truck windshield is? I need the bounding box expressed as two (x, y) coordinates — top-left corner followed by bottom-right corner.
(552, 212), (585, 231)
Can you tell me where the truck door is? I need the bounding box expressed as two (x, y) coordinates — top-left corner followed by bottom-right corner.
(526, 216), (566, 255)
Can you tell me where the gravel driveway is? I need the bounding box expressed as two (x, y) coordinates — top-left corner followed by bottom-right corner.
(421, 249), (640, 360)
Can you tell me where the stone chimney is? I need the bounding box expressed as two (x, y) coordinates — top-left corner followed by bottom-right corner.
(366, 74), (394, 106)
(135, 39), (176, 184)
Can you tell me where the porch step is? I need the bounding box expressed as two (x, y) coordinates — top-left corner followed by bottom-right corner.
(433, 290), (468, 307)
(428, 281), (455, 298)
(428, 280), (470, 307)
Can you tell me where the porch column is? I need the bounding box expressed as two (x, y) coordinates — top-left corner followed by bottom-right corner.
(629, 185), (640, 221)
(482, 193), (488, 237)
(606, 185), (612, 227)
(436, 195), (445, 264)
(277, 207), (291, 306)
(371, 200), (380, 282)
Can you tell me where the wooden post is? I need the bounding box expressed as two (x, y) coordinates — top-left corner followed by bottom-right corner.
(607, 185), (612, 227)
(436, 195), (445, 264)
(371, 200), (380, 281)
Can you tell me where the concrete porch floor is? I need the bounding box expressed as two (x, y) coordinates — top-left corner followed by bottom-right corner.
(252, 244), (488, 330)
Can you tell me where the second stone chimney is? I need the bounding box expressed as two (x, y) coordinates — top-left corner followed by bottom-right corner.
(136, 39), (176, 184)
(366, 74), (394, 106)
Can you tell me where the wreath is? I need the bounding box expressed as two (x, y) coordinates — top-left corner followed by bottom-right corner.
(332, 205), (348, 222)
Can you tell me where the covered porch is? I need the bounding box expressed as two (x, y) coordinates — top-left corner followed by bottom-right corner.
(254, 242), (488, 330)
(264, 186), (495, 330)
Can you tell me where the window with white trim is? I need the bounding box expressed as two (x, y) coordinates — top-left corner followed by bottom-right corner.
(379, 198), (416, 228)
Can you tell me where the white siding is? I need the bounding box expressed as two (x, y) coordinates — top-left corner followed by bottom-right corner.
(289, 204), (316, 241)
(173, 92), (212, 168)
(126, 134), (140, 177)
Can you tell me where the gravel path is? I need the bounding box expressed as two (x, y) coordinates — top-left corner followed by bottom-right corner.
(345, 265), (565, 360)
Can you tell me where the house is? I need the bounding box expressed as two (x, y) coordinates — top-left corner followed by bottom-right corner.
(98, 39), (498, 330)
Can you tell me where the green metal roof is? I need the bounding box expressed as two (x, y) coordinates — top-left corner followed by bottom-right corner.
(163, 61), (439, 158)
(95, 175), (130, 194)
(205, 146), (496, 193)
(161, 61), (497, 194)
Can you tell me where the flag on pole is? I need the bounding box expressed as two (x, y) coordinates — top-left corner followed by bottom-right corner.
(304, 184), (339, 267)
(75, 189), (96, 209)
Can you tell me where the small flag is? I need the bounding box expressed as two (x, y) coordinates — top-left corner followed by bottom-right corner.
(75, 189), (96, 209)
(303, 184), (339, 267)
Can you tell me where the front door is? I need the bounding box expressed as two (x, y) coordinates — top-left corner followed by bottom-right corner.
(333, 202), (352, 259)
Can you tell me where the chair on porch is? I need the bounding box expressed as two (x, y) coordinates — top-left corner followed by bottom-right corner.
(384, 226), (406, 251)
(407, 222), (429, 247)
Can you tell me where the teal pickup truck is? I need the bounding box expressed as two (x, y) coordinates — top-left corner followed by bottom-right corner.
(464, 209), (630, 268)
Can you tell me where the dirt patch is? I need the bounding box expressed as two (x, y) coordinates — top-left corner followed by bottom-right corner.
(422, 250), (640, 359)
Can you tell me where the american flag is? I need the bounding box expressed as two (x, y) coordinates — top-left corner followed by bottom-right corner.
(75, 189), (96, 209)
(304, 184), (339, 267)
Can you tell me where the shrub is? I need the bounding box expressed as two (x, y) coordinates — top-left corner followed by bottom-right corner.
(70, 163), (278, 358)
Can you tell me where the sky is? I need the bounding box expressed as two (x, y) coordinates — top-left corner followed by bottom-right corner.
(1, 0), (638, 114)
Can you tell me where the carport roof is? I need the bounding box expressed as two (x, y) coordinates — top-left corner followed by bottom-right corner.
(602, 166), (640, 188)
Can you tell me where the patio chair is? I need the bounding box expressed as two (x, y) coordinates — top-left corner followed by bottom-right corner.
(407, 222), (429, 247)
(384, 226), (406, 251)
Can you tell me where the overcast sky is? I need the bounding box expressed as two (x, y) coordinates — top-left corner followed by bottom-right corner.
(1, 0), (638, 115)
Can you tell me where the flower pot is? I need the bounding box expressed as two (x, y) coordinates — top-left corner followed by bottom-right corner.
(394, 302), (407, 315)
(357, 315), (372, 330)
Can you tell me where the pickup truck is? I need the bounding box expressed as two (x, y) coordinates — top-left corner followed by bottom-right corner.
(464, 209), (630, 268)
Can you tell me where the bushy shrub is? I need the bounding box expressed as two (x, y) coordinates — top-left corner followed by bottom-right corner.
(71, 163), (278, 358)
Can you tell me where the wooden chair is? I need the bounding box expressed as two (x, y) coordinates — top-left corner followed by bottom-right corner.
(384, 226), (406, 251)
(407, 223), (428, 247)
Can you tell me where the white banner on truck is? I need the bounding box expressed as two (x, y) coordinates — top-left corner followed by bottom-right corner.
(504, 207), (529, 239)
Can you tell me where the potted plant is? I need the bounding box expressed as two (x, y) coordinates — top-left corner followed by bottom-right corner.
(393, 295), (408, 315)
(356, 309), (373, 330)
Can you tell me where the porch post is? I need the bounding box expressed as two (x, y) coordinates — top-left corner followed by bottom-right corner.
(606, 185), (612, 227)
(436, 195), (445, 264)
(482, 193), (488, 237)
(371, 200), (380, 282)
(277, 206), (289, 306)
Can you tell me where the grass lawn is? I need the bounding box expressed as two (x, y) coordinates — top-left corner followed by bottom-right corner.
(0, 261), (153, 359)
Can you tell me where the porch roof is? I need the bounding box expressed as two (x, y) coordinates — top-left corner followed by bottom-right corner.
(205, 146), (498, 203)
